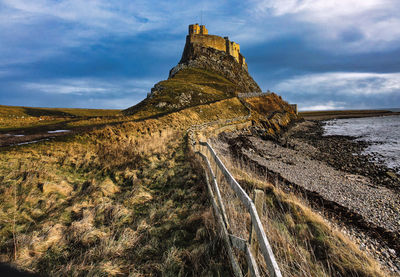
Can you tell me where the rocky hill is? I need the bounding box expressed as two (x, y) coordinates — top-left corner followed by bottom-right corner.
(123, 27), (261, 117)
(173, 43), (261, 93)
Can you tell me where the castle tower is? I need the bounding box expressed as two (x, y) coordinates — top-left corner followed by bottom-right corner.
(189, 23), (208, 35)
(200, 25), (208, 35)
(189, 23), (201, 35)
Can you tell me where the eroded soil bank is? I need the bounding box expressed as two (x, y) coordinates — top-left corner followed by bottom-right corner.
(211, 120), (400, 275)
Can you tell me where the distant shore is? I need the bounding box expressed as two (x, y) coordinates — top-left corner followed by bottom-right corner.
(299, 109), (400, 120)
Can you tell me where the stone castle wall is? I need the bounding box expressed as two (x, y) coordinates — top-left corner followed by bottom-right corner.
(186, 24), (246, 68)
(188, 34), (226, 53)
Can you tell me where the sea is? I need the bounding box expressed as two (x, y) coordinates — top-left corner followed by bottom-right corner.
(323, 115), (400, 174)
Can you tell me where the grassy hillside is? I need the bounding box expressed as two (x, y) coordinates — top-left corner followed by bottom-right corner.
(123, 68), (240, 118)
(0, 57), (389, 275)
(0, 98), (248, 276)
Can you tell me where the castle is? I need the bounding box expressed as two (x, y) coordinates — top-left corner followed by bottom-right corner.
(185, 23), (247, 69)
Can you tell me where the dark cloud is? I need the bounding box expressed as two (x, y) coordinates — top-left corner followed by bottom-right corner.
(0, 0), (399, 110)
(340, 28), (365, 43)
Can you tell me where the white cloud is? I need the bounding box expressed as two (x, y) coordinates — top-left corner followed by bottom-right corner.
(275, 72), (400, 96)
(0, 0), (223, 36)
(86, 96), (144, 109)
(249, 0), (400, 52)
(253, 0), (383, 17)
(22, 77), (156, 96)
(0, 0), (229, 65)
(301, 101), (346, 111)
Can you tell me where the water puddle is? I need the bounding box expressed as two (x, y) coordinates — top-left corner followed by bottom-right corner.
(47, 130), (71, 134)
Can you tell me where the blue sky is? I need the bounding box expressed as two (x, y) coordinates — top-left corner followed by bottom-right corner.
(0, 0), (400, 111)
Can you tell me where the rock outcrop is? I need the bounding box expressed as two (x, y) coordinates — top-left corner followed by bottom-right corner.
(170, 44), (261, 93)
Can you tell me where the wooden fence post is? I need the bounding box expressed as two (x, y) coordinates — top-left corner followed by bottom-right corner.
(249, 190), (264, 269)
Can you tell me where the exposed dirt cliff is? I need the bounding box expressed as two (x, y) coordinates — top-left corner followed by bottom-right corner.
(242, 93), (298, 140)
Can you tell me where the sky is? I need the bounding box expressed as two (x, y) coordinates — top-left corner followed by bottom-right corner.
(0, 0), (400, 111)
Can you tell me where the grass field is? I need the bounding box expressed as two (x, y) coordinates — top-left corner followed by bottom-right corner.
(0, 105), (122, 131)
(0, 98), (248, 276)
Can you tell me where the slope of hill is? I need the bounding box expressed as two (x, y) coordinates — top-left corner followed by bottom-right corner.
(0, 98), (248, 276)
(123, 67), (240, 118)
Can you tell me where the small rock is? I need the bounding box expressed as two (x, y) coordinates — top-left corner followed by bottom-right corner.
(383, 250), (390, 259)
(388, 248), (396, 256)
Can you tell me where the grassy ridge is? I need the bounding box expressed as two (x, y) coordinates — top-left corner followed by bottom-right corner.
(242, 93), (298, 138)
(0, 98), (247, 275)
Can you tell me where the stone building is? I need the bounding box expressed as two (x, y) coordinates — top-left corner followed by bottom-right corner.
(185, 23), (247, 69)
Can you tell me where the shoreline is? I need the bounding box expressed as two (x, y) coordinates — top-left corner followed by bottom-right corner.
(299, 110), (400, 121)
(294, 120), (400, 190)
(211, 119), (400, 274)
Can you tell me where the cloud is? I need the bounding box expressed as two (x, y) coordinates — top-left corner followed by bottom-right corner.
(22, 77), (155, 96)
(0, 0), (231, 66)
(0, 77), (157, 109)
(252, 0), (383, 17)
(275, 72), (400, 96)
(301, 101), (346, 111)
(249, 0), (400, 52)
(271, 72), (400, 110)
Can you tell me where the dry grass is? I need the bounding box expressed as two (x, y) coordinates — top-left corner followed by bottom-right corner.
(0, 104), (121, 117)
(123, 67), (240, 118)
(0, 104), (122, 130)
(0, 98), (247, 276)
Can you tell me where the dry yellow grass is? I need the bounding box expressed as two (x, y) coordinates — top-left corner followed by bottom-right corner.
(216, 157), (388, 277)
(0, 104), (122, 130)
(3, 93), (382, 276)
(0, 98), (248, 276)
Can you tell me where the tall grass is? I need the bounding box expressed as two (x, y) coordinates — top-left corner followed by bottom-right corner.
(213, 154), (388, 277)
(0, 98), (247, 275)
